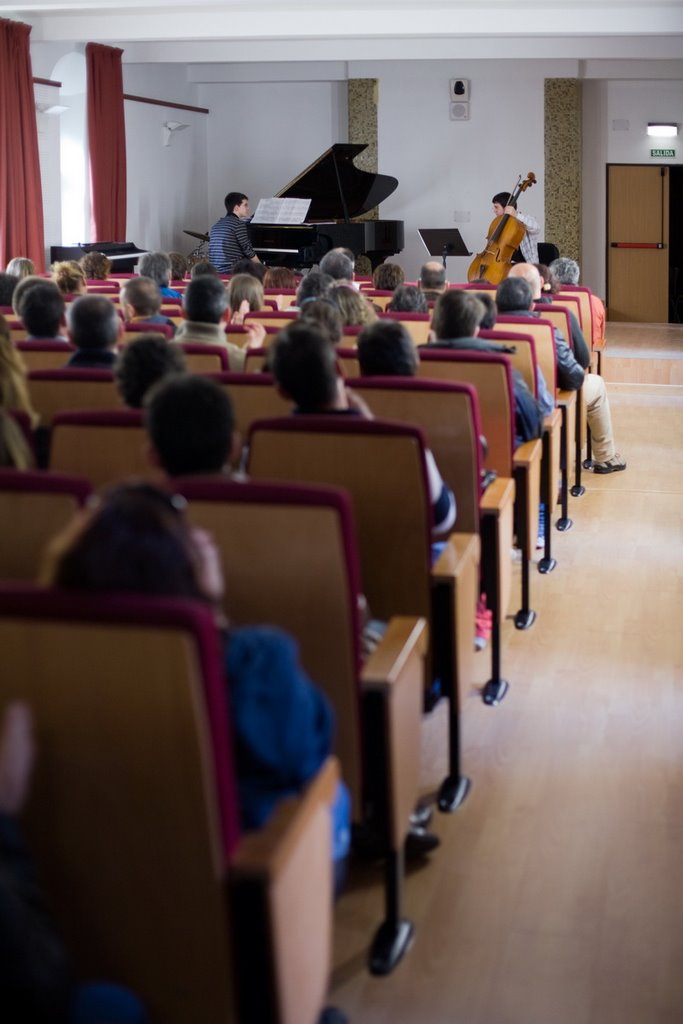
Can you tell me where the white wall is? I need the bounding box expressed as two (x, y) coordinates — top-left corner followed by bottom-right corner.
(199, 79), (347, 229)
(582, 76), (683, 297)
(352, 59), (567, 281)
(123, 64), (208, 256)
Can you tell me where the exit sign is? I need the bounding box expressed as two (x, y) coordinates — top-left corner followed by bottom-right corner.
(651, 148), (675, 157)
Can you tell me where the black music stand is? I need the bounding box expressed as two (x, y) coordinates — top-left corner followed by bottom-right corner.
(418, 228), (471, 269)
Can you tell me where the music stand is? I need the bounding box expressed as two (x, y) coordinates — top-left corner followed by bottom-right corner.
(418, 228), (471, 269)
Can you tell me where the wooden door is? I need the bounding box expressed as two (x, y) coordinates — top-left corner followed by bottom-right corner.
(607, 165), (669, 322)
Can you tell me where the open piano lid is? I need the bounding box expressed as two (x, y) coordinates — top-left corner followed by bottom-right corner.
(275, 143), (398, 222)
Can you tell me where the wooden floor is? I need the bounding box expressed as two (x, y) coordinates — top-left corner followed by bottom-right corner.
(330, 325), (683, 1023)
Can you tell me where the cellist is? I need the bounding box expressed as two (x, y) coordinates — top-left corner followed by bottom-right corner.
(491, 191), (540, 264)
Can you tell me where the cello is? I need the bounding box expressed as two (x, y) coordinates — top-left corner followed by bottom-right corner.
(467, 172), (537, 284)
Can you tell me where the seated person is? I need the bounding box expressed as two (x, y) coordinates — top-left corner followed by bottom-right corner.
(417, 261), (448, 303)
(120, 278), (177, 337)
(295, 271), (333, 308)
(0, 273), (18, 310)
(65, 296), (121, 369)
(372, 262), (405, 292)
(168, 252), (188, 284)
(5, 257), (35, 280)
(0, 316), (38, 426)
(272, 321), (456, 536)
(42, 482), (349, 853)
(51, 261), (86, 298)
(262, 267), (298, 291)
(497, 270), (625, 473)
(386, 284), (428, 314)
(189, 260), (219, 279)
(331, 285), (377, 327)
(16, 281), (68, 343)
(428, 287), (553, 431)
(145, 374), (241, 477)
(227, 274), (263, 324)
(230, 258), (266, 283)
(173, 275), (259, 370)
(510, 262), (590, 367)
(78, 251), (111, 281)
(0, 410), (32, 469)
(549, 255), (606, 350)
(137, 252), (181, 299)
(319, 249), (355, 287)
(115, 335), (186, 408)
(297, 299), (343, 346)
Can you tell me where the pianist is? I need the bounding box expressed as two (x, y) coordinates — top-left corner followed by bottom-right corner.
(208, 192), (262, 274)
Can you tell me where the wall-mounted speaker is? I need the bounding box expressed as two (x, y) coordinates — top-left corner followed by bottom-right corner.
(450, 101), (470, 121)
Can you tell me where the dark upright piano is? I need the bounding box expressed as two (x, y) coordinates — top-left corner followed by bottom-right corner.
(248, 143), (404, 269)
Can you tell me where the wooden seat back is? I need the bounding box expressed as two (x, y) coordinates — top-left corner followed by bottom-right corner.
(0, 586), (337, 1024)
(494, 316), (557, 391)
(345, 377), (482, 535)
(49, 409), (153, 486)
(177, 343), (230, 373)
(225, 324), (280, 349)
(417, 350), (516, 478)
(557, 286), (594, 342)
(16, 341), (74, 371)
(533, 303), (573, 350)
(207, 372), (291, 441)
(336, 346), (361, 377)
(380, 311), (431, 346)
(245, 310), (299, 330)
(27, 369), (121, 426)
(479, 328), (540, 395)
(247, 417), (433, 624)
(173, 478), (364, 812)
(0, 470), (91, 580)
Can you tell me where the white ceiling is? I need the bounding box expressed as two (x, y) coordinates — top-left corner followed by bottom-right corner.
(4, 0), (683, 65)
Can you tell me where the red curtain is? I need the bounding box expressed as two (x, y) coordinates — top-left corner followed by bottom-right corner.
(86, 42), (127, 242)
(0, 18), (45, 272)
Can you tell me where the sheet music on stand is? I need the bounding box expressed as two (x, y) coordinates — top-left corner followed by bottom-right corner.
(251, 197), (311, 225)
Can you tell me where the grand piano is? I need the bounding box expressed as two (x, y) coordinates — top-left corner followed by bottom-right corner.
(248, 143), (404, 269)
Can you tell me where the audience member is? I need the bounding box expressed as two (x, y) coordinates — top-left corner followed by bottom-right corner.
(51, 261), (86, 298)
(0, 273), (18, 309)
(227, 273), (264, 324)
(12, 277), (46, 320)
(496, 270), (626, 473)
(120, 278), (177, 336)
(137, 252), (181, 299)
(263, 267), (298, 290)
(509, 263), (590, 366)
(145, 375), (239, 476)
(17, 282), (68, 342)
(296, 271), (333, 308)
(426, 288), (547, 447)
(190, 260), (219, 279)
(331, 285), (377, 327)
(550, 256), (606, 349)
(174, 275), (255, 370)
(66, 296), (121, 368)
(372, 262), (405, 291)
(230, 258), (266, 282)
(168, 252), (188, 283)
(298, 299), (343, 346)
(418, 261), (448, 302)
(0, 410), (32, 468)
(357, 319), (418, 377)
(0, 316), (38, 426)
(42, 482), (348, 864)
(79, 252), (111, 281)
(272, 321), (456, 536)
(5, 257), (35, 279)
(115, 335), (186, 408)
(387, 284), (428, 314)
(319, 248), (355, 286)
